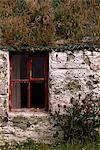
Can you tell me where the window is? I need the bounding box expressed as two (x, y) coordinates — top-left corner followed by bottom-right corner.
(10, 52), (48, 111)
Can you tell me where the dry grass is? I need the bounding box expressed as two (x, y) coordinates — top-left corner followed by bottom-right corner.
(55, 0), (100, 44)
(0, 0), (55, 48)
(0, 0), (100, 48)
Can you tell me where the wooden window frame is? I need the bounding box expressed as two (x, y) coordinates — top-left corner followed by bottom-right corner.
(9, 52), (49, 111)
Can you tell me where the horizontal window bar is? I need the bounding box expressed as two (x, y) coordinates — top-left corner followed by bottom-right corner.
(12, 78), (45, 82)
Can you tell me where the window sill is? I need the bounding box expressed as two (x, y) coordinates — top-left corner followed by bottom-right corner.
(9, 108), (49, 118)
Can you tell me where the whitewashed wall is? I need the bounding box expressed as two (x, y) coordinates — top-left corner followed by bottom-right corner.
(0, 50), (9, 120)
(0, 47), (100, 145)
(49, 50), (100, 114)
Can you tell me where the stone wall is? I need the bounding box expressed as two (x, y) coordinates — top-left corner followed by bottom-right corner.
(0, 112), (61, 145)
(49, 49), (100, 114)
(0, 49), (9, 122)
(0, 47), (100, 145)
(0, 48), (62, 145)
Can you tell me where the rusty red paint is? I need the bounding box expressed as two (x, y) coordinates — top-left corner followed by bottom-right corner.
(12, 80), (28, 83)
(45, 55), (49, 111)
(10, 53), (48, 111)
(28, 82), (30, 111)
(28, 56), (32, 111)
(30, 78), (44, 81)
(9, 56), (13, 111)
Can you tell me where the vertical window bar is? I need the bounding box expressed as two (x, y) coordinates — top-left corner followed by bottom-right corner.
(44, 55), (48, 111)
(28, 56), (31, 111)
(28, 82), (30, 111)
(30, 57), (32, 79)
(10, 56), (13, 111)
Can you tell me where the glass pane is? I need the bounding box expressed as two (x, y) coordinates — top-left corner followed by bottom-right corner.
(12, 82), (28, 108)
(32, 56), (45, 78)
(30, 82), (45, 108)
(12, 55), (28, 79)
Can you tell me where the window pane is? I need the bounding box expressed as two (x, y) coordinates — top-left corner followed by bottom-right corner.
(12, 55), (28, 79)
(30, 82), (45, 108)
(12, 82), (28, 108)
(32, 56), (45, 78)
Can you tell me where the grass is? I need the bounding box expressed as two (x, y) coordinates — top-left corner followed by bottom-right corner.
(0, 0), (100, 48)
(0, 140), (100, 150)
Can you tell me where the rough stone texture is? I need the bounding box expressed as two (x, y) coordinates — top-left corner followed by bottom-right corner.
(0, 48), (63, 145)
(0, 47), (100, 145)
(49, 50), (100, 114)
(0, 112), (62, 145)
(0, 50), (9, 122)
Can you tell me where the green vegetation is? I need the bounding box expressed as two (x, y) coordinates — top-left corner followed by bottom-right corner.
(1, 95), (99, 150)
(0, 140), (100, 150)
(0, 0), (100, 48)
(52, 96), (100, 143)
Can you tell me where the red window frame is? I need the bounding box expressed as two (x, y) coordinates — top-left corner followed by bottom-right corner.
(9, 52), (49, 111)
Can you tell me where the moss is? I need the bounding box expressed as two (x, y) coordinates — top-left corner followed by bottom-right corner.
(84, 56), (91, 66)
(89, 75), (94, 80)
(54, 89), (62, 95)
(1, 44), (99, 52)
(93, 80), (99, 84)
(86, 81), (94, 90)
(66, 79), (81, 92)
(12, 116), (29, 130)
(67, 53), (75, 61)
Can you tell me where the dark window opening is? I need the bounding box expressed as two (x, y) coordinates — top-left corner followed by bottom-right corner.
(30, 82), (45, 108)
(32, 56), (45, 78)
(21, 83), (28, 108)
(10, 53), (48, 111)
